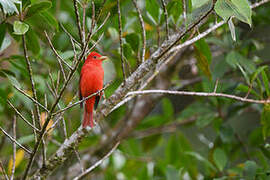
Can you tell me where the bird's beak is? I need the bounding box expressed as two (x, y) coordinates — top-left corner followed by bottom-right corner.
(99, 56), (108, 61)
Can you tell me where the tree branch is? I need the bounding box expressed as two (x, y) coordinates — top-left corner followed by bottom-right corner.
(127, 90), (270, 104)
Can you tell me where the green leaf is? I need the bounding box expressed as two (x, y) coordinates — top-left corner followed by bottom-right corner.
(261, 69), (270, 97)
(195, 38), (212, 64)
(125, 33), (140, 52)
(219, 125), (234, 143)
(146, 0), (160, 25)
(214, 0), (252, 26)
(166, 165), (181, 180)
(108, 27), (119, 41)
(194, 44), (212, 79)
(213, 148), (227, 171)
(0, 69), (16, 77)
(192, 0), (210, 9)
(26, 1), (52, 18)
(123, 43), (133, 59)
(237, 63), (250, 84)
(0, 30), (11, 53)
(40, 11), (59, 31)
(25, 28), (40, 55)
(13, 21), (29, 35)
(0, 23), (6, 47)
(167, 0), (182, 23)
(244, 161), (257, 180)
(187, 0), (212, 26)
(5, 74), (21, 88)
(235, 84), (260, 98)
(261, 104), (270, 139)
(0, 0), (19, 15)
(162, 98), (174, 120)
(251, 65), (268, 84)
(17, 134), (35, 144)
(226, 51), (256, 77)
(196, 113), (215, 128)
(228, 17), (236, 41)
(185, 151), (217, 171)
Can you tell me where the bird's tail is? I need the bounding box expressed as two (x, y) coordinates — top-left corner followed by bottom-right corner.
(83, 98), (95, 128)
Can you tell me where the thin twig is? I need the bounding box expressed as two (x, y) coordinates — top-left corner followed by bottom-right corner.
(31, 110), (38, 143)
(22, 35), (41, 129)
(0, 126), (31, 154)
(82, 2), (87, 47)
(74, 149), (84, 173)
(60, 23), (81, 48)
(7, 100), (40, 132)
(132, 0), (146, 62)
(93, 12), (110, 35)
(49, 71), (58, 95)
(73, 141), (120, 180)
(0, 160), (9, 180)
(251, 0), (270, 8)
(126, 90), (270, 104)
(10, 116), (16, 180)
(182, 0), (187, 25)
(89, 1), (95, 38)
(85, 33), (105, 56)
(73, 0), (83, 44)
(117, 0), (126, 81)
(13, 86), (49, 112)
(161, 0), (169, 39)
(45, 31), (73, 70)
(46, 33), (67, 81)
(42, 139), (46, 168)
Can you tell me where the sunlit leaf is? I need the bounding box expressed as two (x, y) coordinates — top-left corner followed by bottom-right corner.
(13, 21), (29, 35)
(40, 112), (54, 137)
(8, 149), (25, 174)
(0, 0), (19, 15)
(228, 17), (236, 41)
(108, 27), (119, 41)
(214, 0), (252, 26)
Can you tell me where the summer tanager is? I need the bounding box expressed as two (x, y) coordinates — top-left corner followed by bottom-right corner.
(79, 52), (107, 128)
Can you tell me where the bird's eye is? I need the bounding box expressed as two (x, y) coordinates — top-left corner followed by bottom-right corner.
(93, 56), (97, 59)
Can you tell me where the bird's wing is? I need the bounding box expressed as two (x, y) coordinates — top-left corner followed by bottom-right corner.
(94, 95), (101, 110)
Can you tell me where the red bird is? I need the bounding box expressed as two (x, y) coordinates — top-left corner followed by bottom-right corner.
(79, 52), (107, 128)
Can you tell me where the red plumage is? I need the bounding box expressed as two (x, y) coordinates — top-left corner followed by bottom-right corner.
(79, 52), (107, 128)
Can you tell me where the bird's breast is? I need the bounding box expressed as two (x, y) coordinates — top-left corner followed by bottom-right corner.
(80, 64), (104, 97)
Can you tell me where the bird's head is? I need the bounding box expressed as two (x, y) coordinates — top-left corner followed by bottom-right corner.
(86, 51), (108, 62)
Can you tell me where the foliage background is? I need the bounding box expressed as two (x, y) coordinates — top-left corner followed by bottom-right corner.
(0, 0), (270, 179)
